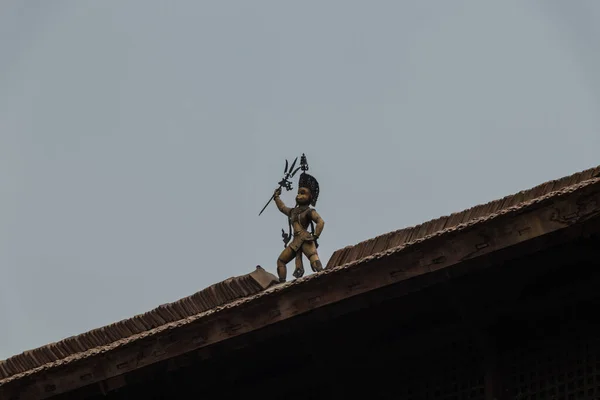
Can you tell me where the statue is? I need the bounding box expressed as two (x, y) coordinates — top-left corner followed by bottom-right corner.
(258, 154), (325, 283)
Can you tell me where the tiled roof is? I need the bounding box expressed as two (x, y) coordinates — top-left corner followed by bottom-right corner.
(0, 266), (278, 382)
(1, 164), (599, 387)
(326, 165), (600, 269)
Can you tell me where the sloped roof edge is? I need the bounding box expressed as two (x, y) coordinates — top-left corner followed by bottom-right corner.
(0, 267), (278, 382)
(326, 165), (600, 269)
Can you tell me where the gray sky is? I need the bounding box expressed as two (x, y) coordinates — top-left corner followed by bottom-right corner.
(1, 0), (599, 360)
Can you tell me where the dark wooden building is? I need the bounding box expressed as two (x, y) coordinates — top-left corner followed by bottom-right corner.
(2, 165), (600, 400)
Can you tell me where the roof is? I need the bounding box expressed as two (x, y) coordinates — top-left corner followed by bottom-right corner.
(326, 165), (600, 269)
(1, 163), (600, 394)
(0, 267), (278, 382)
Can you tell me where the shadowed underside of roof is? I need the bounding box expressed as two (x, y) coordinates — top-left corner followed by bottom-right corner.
(1, 163), (599, 386)
(326, 164), (600, 270)
(0, 267), (278, 381)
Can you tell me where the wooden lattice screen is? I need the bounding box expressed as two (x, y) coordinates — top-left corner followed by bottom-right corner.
(505, 332), (600, 400)
(393, 337), (485, 400)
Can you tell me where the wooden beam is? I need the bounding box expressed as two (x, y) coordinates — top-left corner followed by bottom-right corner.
(3, 183), (600, 400)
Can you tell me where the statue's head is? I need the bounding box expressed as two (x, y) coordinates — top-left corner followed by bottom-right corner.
(296, 186), (313, 206)
(297, 173), (319, 206)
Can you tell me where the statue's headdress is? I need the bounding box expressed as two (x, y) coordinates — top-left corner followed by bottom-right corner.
(298, 154), (319, 206)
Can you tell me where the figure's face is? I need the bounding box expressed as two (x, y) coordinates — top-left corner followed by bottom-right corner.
(296, 187), (312, 205)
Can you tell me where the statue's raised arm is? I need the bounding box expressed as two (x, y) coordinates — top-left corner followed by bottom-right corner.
(273, 187), (291, 216)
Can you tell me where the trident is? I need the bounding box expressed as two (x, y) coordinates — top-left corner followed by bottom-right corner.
(258, 157), (301, 216)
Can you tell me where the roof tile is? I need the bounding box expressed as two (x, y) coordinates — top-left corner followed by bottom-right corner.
(327, 165), (600, 270)
(0, 267), (278, 382)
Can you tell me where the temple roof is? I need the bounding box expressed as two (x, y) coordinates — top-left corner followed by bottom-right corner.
(0, 267), (278, 383)
(1, 163), (600, 391)
(327, 165), (600, 269)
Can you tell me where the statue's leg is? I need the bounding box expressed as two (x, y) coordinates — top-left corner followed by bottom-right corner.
(310, 256), (323, 272)
(277, 247), (296, 283)
(293, 252), (304, 279)
(302, 242), (323, 273)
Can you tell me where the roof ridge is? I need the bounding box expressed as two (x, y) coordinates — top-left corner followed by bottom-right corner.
(326, 164), (600, 269)
(0, 267), (277, 380)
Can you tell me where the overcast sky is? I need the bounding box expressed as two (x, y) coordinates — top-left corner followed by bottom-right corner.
(1, 0), (599, 360)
